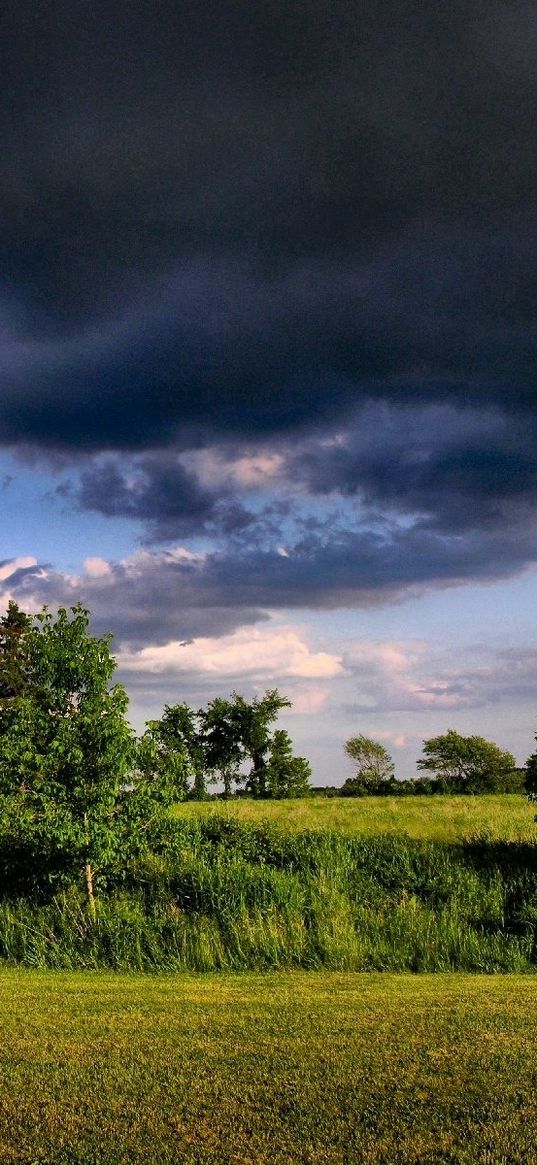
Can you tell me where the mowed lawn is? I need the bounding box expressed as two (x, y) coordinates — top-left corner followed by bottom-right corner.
(0, 971), (535, 1164)
(175, 792), (536, 843)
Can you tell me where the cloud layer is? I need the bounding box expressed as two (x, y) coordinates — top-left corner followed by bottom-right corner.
(0, 2), (536, 450)
(1, 2), (537, 776)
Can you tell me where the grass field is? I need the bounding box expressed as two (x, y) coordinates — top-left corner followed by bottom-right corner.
(0, 969), (534, 1164)
(175, 792), (537, 843)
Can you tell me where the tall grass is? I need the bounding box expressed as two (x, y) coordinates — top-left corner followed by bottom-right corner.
(0, 817), (535, 971)
(175, 792), (537, 842)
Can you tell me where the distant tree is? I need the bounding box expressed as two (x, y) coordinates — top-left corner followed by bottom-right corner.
(239, 690), (292, 797)
(525, 747), (537, 800)
(139, 703), (206, 800)
(344, 735), (395, 791)
(201, 695), (246, 798)
(417, 729), (516, 793)
(200, 689), (298, 799)
(265, 729), (311, 798)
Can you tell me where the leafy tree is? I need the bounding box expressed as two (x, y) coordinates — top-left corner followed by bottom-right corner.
(239, 690), (291, 797)
(200, 689), (292, 798)
(201, 695), (246, 798)
(139, 703), (205, 800)
(344, 735), (395, 790)
(0, 600), (31, 714)
(0, 605), (172, 916)
(525, 748), (537, 800)
(417, 729), (516, 793)
(265, 729), (312, 798)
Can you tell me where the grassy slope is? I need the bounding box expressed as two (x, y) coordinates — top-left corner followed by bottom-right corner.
(0, 970), (534, 1164)
(176, 792), (536, 843)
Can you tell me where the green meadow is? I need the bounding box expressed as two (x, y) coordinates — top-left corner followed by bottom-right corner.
(175, 792), (536, 843)
(0, 800), (535, 1162)
(0, 969), (534, 1164)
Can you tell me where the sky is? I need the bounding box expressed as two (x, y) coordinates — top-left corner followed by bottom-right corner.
(1, 0), (537, 782)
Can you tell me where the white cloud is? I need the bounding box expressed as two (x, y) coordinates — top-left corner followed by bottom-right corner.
(287, 687), (331, 714)
(343, 639), (473, 710)
(119, 624), (343, 681)
(0, 556), (37, 581)
(83, 556), (111, 578)
(376, 730), (409, 748)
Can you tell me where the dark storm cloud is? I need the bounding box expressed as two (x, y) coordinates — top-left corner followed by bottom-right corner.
(292, 404), (537, 535)
(0, 0), (537, 454)
(0, 553), (268, 648)
(3, 487), (536, 648)
(2, 1), (537, 609)
(62, 454), (252, 541)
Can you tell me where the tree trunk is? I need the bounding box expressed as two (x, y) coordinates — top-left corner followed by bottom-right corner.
(223, 768), (231, 799)
(193, 765), (206, 800)
(82, 813), (96, 921)
(84, 861), (96, 921)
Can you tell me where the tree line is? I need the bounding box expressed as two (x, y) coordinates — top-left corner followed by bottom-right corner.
(338, 731), (530, 797)
(0, 603), (311, 912)
(0, 601), (312, 799)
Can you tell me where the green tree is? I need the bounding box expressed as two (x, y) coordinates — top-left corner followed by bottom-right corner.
(0, 600), (31, 715)
(240, 690), (291, 797)
(0, 605), (153, 916)
(344, 735), (395, 791)
(417, 729), (516, 793)
(139, 703), (205, 800)
(524, 749), (537, 799)
(198, 689), (294, 799)
(265, 729), (311, 798)
(201, 695), (245, 798)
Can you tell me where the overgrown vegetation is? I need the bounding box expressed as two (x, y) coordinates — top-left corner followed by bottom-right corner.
(0, 816), (536, 971)
(176, 791), (537, 842)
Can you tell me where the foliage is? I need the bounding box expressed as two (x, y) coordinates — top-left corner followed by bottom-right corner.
(0, 817), (536, 971)
(200, 694), (246, 798)
(339, 771), (526, 797)
(138, 703), (204, 801)
(344, 735), (394, 791)
(145, 689), (303, 800)
(417, 728), (517, 793)
(236, 689), (292, 797)
(0, 600), (31, 713)
(525, 749), (537, 801)
(0, 605), (175, 912)
(264, 729), (312, 798)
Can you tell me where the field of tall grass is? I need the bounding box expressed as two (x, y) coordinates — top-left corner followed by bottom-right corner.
(0, 815), (535, 972)
(175, 792), (536, 842)
(0, 969), (535, 1163)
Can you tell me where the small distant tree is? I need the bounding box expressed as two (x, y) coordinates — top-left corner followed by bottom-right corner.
(417, 729), (516, 793)
(342, 736), (393, 782)
(239, 690), (292, 797)
(265, 729), (312, 798)
(524, 745), (537, 800)
(139, 703), (206, 800)
(200, 689), (292, 798)
(0, 600), (32, 714)
(201, 695), (246, 798)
